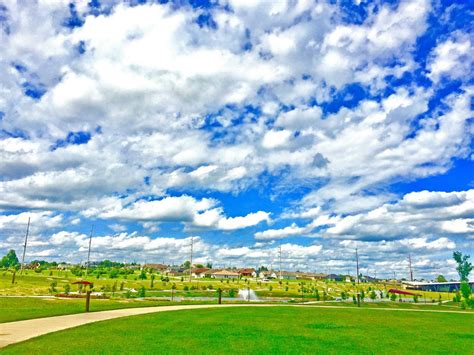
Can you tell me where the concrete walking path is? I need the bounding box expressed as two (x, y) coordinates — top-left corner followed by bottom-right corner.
(1, 303), (472, 349)
(0, 304), (270, 348)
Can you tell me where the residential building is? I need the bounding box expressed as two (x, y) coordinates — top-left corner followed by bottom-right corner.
(211, 270), (240, 279)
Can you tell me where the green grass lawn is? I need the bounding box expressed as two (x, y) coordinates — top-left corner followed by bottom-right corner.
(2, 296), (472, 324)
(3, 306), (473, 354)
(0, 297), (213, 323)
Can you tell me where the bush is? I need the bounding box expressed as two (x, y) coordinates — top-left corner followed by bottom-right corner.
(183, 285), (189, 291)
(228, 288), (236, 297)
(49, 281), (57, 294)
(64, 284), (71, 295)
(138, 286), (146, 297)
(390, 293), (397, 302)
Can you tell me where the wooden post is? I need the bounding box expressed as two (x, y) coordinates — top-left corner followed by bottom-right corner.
(85, 290), (91, 312)
(357, 293), (361, 307)
(11, 270), (16, 284)
(218, 288), (222, 304)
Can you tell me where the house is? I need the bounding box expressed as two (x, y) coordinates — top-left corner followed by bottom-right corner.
(313, 273), (328, 280)
(325, 274), (344, 282)
(144, 263), (168, 272)
(191, 267), (211, 278)
(238, 268), (256, 277)
(57, 263), (69, 270)
(279, 271), (298, 280)
(166, 266), (185, 276)
(211, 270), (240, 279)
(259, 271), (277, 279)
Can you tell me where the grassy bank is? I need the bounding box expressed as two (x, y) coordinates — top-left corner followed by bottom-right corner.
(3, 306), (473, 354)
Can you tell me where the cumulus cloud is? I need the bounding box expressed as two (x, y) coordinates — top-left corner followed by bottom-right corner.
(0, 1), (472, 278)
(428, 32), (472, 83)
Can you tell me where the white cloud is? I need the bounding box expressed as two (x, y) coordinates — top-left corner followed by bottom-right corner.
(428, 32), (472, 83)
(255, 223), (308, 240)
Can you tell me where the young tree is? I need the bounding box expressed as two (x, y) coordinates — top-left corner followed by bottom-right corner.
(150, 274), (155, 288)
(0, 250), (19, 268)
(436, 275), (447, 282)
(453, 251), (473, 282)
(370, 290), (376, 301)
(138, 269), (147, 280)
(138, 286), (146, 297)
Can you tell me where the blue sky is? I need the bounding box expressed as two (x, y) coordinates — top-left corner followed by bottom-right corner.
(0, 0), (472, 279)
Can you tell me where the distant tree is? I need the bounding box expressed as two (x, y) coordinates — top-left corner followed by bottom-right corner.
(370, 290), (376, 301)
(413, 295), (418, 303)
(436, 275), (447, 283)
(195, 264), (204, 268)
(182, 260), (191, 269)
(352, 295), (357, 304)
(138, 269), (147, 280)
(206, 262), (213, 268)
(315, 289), (320, 301)
(49, 281), (57, 294)
(460, 282), (471, 303)
(390, 293), (397, 302)
(0, 250), (19, 268)
(453, 252), (473, 282)
(138, 286), (146, 297)
(360, 290), (365, 301)
(150, 274), (155, 288)
(63, 284), (71, 295)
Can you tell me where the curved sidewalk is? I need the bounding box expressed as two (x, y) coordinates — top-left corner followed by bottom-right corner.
(0, 304), (270, 348)
(1, 304), (472, 348)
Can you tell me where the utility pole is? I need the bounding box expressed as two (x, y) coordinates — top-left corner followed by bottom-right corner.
(85, 226), (93, 278)
(355, 248), (360, 284)
(278, 245), (282, 280)
(20, 217), (30, 275)
(189, 236), (194, 283)
(408, 254), (414, 281)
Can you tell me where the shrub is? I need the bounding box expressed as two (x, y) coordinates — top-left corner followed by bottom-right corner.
(49, 281), (57, 294)
(390, 293), (397, 302)
(183, 285), (189, 291)
(63, 284), (71, 295)
(228, 288), (236, 297)
(109, 269), (119, 279)
(370, 290), (376, 301)
(138, 286), (146, 297)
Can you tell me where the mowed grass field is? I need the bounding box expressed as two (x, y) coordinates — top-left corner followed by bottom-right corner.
(2, 296), (472, 324)
(0, 297), (214, 323)
(3, 306), (474, 354)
